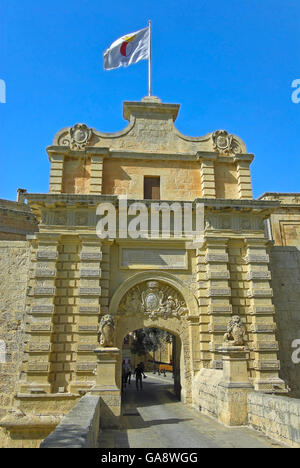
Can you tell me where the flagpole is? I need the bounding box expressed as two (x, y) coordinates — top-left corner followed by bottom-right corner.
(148, 20), (152, 96)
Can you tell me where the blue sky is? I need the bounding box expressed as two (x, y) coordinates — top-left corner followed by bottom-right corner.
(1, 0), (300, 200)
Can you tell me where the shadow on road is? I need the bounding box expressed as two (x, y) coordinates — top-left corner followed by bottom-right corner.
(121, 376), (193, 430)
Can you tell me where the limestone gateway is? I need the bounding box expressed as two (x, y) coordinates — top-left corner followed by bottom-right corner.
(0, 96), (300, 448)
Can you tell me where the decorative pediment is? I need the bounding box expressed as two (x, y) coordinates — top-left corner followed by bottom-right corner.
(119, 281), (188, 319)
(49, 100), (248, 155)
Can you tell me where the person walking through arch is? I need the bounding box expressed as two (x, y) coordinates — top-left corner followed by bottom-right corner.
(135, 363), (145, 391)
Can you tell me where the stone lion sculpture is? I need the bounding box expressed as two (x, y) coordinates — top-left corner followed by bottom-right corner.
(98, 314), (115, 347)
(223, 315), (246, 347)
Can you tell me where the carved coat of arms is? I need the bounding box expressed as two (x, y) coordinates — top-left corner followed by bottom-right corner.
(119, 281), (188, 319)
(212, 130), (240, 154)
(58, 123), (93, 150)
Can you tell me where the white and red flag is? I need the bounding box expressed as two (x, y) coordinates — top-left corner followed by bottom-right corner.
(104, 27), (150, 70)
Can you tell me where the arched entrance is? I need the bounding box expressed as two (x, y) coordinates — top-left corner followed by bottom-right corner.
(121, 327), (182, 400)
(109, 271), (199, 405)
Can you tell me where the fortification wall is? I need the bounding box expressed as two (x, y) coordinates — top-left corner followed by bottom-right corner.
(270, 246), (300, 397)
(0, 241), (29, 420)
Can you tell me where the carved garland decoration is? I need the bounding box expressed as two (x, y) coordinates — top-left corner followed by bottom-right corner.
(119, 281), (188, 319)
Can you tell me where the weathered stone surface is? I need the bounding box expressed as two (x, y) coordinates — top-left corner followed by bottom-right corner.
(77, 344), (98, 352)
(28, 363), (49, 372)
(37, 251), (58, 260)
(248, 392), (300, 448)
(0, 199), (38, 240)
(34, 288), (56, 296)
(78, 306), (99, 315)
(40, 394), (101, 448)
(79, 269), (101, 278)
(79, 288), (101, 296)
(270, 246), (300, 397)
(0, 242), (29, 422)
(205, 254), (229, 263)
(76, 363), (96, 372)
(31, 305), (54, 315)
(80, 253), (102, 261)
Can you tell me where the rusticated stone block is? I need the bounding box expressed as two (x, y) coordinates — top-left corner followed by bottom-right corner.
(208, 324), (227, 333)
(31, 305), (54, 315)
(247, 288), (273, 298)
(28, 363), (49, 372)
(78, 344), (98, 352)
(79, 288), (101, 296)
(207, 304), (232, 315)
(246, 270), (271, 281)
(252, 342), (279, 351)
(80, 253), (102, 261)
(251, 324), (276, 333)
(244, 254), (269, 264)
(76, 363), (96, 372)
(205, 253), (229, 264)
(29, 343), (51, 352)
(253, 360), (280, 371)
(249, 306), (275, 315)
(78, 326), (98, 333)
(207, 288), (231, 297)
(35, 269), (56, 278)
(78, 306), (100, 315)
(34, 287), (56, 296)
(79, 269), (101, 278)
(30, 324), (51, 332)
(37, 251), (58, 260)
(206, 270), (230, 280)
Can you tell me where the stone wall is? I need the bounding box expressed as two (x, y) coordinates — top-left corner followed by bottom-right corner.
(40, 394), (101, 448)
(248, 392), (300, 448)
(0, 241), (29, 421)
(270, 246), (300, 396)
(193, 370), (300, 447)
(102, 158), (202, 200)
(192, 368), (223, 419)
(193, 368), (250, 427)
(258, 193), (300, 246)
(0, 199), (38, 240)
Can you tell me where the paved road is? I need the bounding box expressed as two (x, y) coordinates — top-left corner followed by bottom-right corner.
(98, 375), (284, 449)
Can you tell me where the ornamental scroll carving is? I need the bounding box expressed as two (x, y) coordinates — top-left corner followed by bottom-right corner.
(58, 123), (93, 150)
(212, 130), (241, 154)
(119, 281), (188, 319)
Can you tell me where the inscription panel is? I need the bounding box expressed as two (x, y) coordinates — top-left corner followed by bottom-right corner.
(121, 248), (187, 270)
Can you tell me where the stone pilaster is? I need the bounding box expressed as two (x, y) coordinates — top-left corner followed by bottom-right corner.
(71, 234), (102, 393)
(187, 316), (201, 377)
(89, 154), (104, 194)
(48, 153), (65, 194)
(204, 237), (232, 369)
(19, 233), (61, 394)
(235, 155), (254, 200)
(200, 157), (216, 198)
(99, 241), (112, 316)
(244, 238), (286, 392)
(196, 247), (211, 368)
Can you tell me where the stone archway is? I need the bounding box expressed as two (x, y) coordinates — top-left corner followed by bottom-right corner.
(119, 324), (183, 401)
(109, 271), (199, 405)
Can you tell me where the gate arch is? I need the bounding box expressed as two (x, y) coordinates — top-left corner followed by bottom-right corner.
(109, 271), (198, 404)
(109, 270), (199, 317)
